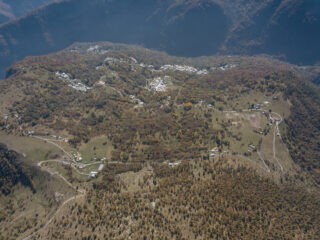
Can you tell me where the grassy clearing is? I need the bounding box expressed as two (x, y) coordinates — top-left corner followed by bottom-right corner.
(78, 135), (113, 163)
(42, 161), (89, 184)
(0, 131), (62, 163)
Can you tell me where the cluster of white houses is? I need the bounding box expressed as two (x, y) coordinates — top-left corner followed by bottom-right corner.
(209, 147), (219, 160)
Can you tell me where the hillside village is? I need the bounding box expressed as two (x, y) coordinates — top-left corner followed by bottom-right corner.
(0, 43), (294, 180)
(0, 42), (320, 240)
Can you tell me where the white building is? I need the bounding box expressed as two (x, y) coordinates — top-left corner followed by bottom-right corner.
(168, 161), (181, 168)
(89, 171), (98, 178)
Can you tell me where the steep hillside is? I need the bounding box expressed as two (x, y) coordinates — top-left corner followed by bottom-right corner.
(0, 143), (34, 195)
(223, 0), (320, 65)
(1, 42), (320, 239)
(299, 66), (320, 85)
(0, 142), (77, 240)
(38, 161), (320, 240)
(0, 0), (319, 78)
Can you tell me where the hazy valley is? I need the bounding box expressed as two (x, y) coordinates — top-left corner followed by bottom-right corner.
(0, 0), (319, 78)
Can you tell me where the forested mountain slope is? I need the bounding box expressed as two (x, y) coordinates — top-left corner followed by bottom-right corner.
(1, 42), (320, 239)
(0, 143), (34, 195)
(1, 42), (320, 182)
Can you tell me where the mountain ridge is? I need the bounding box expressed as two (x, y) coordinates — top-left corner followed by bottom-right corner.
(0, 0), (319, 78)
(0, 0), (54, 25)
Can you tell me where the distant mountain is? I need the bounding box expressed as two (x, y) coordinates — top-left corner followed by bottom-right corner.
(0, 0), (319, 77)
(0, 2), (14, 23)
(222, 0), (320, 65)
(0, 0), (54, 25)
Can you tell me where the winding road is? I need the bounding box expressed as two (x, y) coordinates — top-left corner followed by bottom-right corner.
(257, 151), (271, 173)
(22, 162), (86, 240)
(22, 107), (286, 239)
(271, 112), (284, 172)
(224, 108), (285, 173)
(32, 136), (75, 161)
(21, 136), (92, 240)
